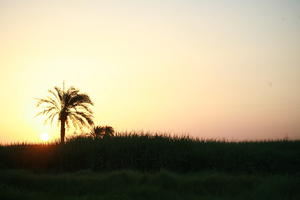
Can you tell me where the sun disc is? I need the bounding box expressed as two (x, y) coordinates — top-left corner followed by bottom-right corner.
(40, 133), (50, 142)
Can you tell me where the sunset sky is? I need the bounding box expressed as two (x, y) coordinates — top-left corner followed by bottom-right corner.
(1, 0), (300, 143)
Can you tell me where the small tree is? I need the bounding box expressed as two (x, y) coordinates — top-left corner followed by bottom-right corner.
(91, 126), (104, 138)
(103, 126), (114, 138)
(91, 125), (114, 138)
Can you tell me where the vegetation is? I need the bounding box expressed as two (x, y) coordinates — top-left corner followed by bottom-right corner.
(1, 133), (299, 199)
(0, 169), (299, 200)
(91, 125), (115, 139)
(0, 133), (299, 174)
(36, 85), (94, 144)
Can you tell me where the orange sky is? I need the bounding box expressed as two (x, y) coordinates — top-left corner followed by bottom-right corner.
(0, 0), (300, 143)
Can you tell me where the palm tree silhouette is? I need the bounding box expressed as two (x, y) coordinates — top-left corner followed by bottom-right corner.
(91, 126), (104, 138)
(36, 85), (94, 144)
(91, 125), (114, 138)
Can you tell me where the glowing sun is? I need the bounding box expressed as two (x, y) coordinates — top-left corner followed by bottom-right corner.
(40, 133), (50, 142)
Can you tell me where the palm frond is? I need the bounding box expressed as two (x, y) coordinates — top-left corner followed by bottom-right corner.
(54, 87), (63, 102)
(73, 111), (94, 126)
(49, 112), (58, 125)
(68, 94), (93, 108)
(35, 106), (57, 117)
(75, 104), (93, 114)
(43, 111), (58, 124)
(65, 118), (70, 128)
(68, 114), (80, 130)
(72, 115), (87, 127)
(48, 89), (60, 102)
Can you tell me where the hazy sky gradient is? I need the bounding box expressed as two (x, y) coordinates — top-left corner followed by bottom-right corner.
(1, 0), (300, 142)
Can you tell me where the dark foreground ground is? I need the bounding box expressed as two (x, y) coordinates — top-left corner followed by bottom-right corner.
(1, 134), (300, 174)
(1, 135), (299, 199)
(0, 169), (299, 200)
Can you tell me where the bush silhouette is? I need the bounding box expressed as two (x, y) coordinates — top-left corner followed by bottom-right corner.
(91, 125), (114, 138)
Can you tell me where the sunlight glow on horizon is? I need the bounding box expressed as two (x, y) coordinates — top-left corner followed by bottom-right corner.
(40, 133), (50, 142)
(0, 0), (300, 143)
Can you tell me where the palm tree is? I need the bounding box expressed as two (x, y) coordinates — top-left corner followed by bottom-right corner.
(91, 125), (114, 138)
(36, 85), (94, 144)
(103, 126), (114, 138)
(91, 126), (104, 138)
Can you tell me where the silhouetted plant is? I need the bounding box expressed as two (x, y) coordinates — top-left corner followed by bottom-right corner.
(36, 85), (94, 144)
(91, 125), (114, 138)
(103, 126), (114, 138)
(91, 126), (104, 138)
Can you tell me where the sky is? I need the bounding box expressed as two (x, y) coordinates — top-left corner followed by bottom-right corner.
(0, 0), (300, 143)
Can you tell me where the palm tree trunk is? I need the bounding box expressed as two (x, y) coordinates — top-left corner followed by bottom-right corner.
(60, 119), (66, 144)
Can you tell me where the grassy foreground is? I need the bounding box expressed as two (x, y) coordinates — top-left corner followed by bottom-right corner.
(0, 169), (299, 200)
(1, 134), (299, 199)
(0, 134), (299, 173)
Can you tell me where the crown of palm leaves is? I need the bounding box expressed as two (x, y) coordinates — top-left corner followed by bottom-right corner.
(36, 86), (94, 130)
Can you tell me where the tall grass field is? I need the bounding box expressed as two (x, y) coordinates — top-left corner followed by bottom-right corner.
(0, 133), (299, 199)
